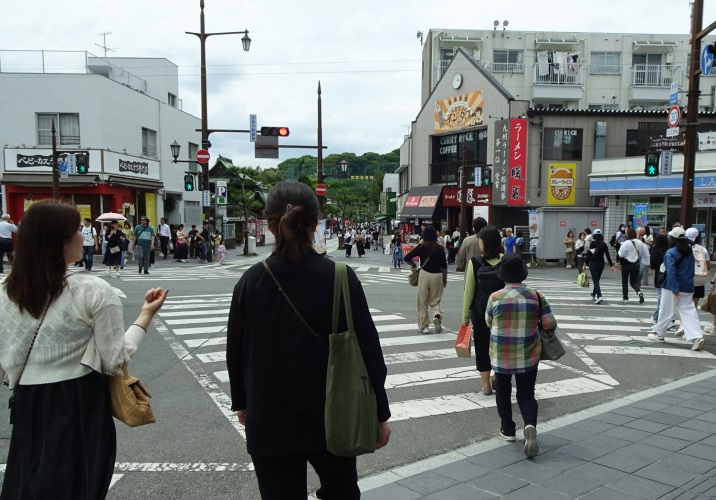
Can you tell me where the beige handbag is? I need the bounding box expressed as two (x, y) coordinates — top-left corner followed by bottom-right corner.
(107, 363), (156, 427)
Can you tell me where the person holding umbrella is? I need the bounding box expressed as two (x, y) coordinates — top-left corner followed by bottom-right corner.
(102, 220), (124, 278)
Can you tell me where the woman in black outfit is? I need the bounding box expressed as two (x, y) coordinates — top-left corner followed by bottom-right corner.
(650, 233), (669, 322)
(102, 220), (124, 278)
(583, 229), (616, 304)
(404, 226), (448, 334)
(226, 182), (391, 500)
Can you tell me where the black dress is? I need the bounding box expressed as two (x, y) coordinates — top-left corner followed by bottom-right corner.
(102, 230), (123, 267)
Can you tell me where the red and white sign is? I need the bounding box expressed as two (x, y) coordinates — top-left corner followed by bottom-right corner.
(591, 220), (598, 227)
(667, 105), (681, 128)
(441, 186), (491, 207)
(559, 220), (567, 227)
(196, 149), (211, 164)
(507, 118), (527, 206)
(315, 184), (327, 196)
(404, 196), (421, 208)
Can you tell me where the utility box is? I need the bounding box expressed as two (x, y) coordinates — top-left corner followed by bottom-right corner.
(248, 236), (257, 253)
(534, 207), (605, 262)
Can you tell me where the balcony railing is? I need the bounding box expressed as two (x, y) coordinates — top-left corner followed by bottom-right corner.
(534, 62), (583, 85)
(589, 64), (622, 75)
(631, 64), (681, 87)
(492, 62), (524, 73)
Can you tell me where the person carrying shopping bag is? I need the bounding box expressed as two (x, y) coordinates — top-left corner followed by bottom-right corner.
(583, 229), (616, 304)
(485, 253), (557, 457)
(405, 225), (448, 334)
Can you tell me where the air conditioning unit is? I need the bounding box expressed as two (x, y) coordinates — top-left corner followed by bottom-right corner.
(666, 53), (674, 65)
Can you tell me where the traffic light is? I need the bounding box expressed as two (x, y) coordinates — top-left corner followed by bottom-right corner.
(482, 168), (492, 186)
(260, 126), (290, 137)
(644, 152), (660, 177)
(184, 174), (195, 191)
(707, 42), (716, 55)
(76, 154), (89, 174)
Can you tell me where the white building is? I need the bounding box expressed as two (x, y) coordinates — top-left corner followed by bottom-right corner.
(421, 28), (716, 111)
(0, 50), (203, 226)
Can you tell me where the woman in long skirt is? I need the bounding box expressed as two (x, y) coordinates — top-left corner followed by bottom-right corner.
(0, 199), (167, 499)
(102, 220), (124, 278)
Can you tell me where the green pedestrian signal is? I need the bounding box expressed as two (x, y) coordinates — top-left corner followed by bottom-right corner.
(482, 168), (492, 186)
(644, 152), (660, 177)
(184, 174), (195, 191)
(76, 154), (89, 174)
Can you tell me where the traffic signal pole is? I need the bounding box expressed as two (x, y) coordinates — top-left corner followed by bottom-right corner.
(317, 81), (324, 214)
(51, 120), (60, 200)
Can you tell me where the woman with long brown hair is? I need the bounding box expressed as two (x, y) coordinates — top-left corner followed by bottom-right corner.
(0, 199), (168, 499)
(226, 182), (391, 499)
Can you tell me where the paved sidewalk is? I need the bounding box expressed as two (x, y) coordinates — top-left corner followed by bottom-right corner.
(360, 369), (716, 500)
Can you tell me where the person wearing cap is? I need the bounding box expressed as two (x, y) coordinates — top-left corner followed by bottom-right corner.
(485, 253), (557, 457)
(79, 217), (98, 272)
(404, 225), (448, 334)
(648, 227), (706, 351)
(617, 228), (649, 304)
(582, 229), (616, 304)
(0, 214), (19, 274)
(132, 216), (155, 275)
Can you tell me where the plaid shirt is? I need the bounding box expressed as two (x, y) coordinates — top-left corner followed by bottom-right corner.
(485, 284), (558, 375)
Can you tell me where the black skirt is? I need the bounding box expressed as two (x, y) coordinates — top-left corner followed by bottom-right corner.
(1, 372), (116, 500)
(102, 248), (122, 267)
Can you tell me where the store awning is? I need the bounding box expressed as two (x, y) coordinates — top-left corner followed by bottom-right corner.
(107, 175), (164, 190)
(399, 185), (443, 219)
(0, 173), (99, 187)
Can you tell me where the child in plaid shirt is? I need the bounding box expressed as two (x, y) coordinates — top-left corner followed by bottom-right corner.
(486, 253), (557, 458)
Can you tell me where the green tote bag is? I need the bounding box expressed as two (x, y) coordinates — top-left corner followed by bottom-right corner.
(325, 263), (379, 457)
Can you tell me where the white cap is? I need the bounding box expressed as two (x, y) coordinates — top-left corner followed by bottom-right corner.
(685, 227), (699, 241)
(669, 227), (687, 239)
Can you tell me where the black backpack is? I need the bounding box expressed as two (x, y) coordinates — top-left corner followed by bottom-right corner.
(471, 255), (505, 314)
(609, 233), (617, 248)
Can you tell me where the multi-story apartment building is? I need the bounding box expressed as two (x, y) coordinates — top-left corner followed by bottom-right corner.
(397, 26), (716, 259)
(0, 50), (203, 226)
(421, 28), (716, 111)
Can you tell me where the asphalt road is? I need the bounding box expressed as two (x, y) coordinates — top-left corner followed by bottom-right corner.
(1, 241), (715, 499)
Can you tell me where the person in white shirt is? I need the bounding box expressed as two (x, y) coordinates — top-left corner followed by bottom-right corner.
(0, 199), (168, 499)
(686, 227), (711, 310)
(0, 213), (18, 274)
(617, 228), (648, 304)
(80, 217), (99, 271)
(157, 218), (172, 259)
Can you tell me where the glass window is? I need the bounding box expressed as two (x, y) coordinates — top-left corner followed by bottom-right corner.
(543, 128), (583, 161)
(142, 128), (157, 156)
(168, 93), (177, 107)
(37, 113), (80, 146)
(590, 52), (621, 75)
(188, 142), (199, 173)
(492, 50), (524, 73)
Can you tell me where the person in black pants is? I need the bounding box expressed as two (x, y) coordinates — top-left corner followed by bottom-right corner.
(583, 229), (616, 304)
(617, 228), (646, 304)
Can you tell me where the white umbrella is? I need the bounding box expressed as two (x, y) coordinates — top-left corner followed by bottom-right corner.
(96, 212), (127, 222)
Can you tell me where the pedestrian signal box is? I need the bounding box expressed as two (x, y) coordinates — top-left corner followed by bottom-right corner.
(184, 174), (195, 191)
(644, 152), (660, 177)
(482, 168), (492, 186)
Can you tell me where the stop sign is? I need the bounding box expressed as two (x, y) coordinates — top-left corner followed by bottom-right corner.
(315, 184), (327, 196)
(196, 149), (211, 164)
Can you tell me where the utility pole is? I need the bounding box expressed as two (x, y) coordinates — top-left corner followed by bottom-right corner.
(459, 141), (468, 244)
(317, 81), (324, 214)
(51, 120), (60, 200)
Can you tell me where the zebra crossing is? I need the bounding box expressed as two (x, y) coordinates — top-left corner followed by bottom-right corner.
(149, 279), (715, 439)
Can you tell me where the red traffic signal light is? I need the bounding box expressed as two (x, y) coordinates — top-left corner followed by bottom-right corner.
(260, 126), (290, 137)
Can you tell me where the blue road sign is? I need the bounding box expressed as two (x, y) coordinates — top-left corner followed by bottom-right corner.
(250, 114), (257, 143)
(702, 45), (714, 76)
(661, 150), (673, 176)
(59, 159), (67, 172)
(670, 81), (678, 105)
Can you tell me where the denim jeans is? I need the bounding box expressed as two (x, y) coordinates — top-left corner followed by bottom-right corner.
(201, 241), (209, 261)
(136, 245), (151, 272)
(82, 245), (95, 270)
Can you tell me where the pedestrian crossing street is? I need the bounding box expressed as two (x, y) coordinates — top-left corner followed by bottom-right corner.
(151, 276), (714, 439)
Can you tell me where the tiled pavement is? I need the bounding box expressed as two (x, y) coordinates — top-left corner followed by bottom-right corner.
(359, 369), (716, 500)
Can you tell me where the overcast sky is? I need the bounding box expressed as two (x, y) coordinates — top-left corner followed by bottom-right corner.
(4, 0), (716, 169)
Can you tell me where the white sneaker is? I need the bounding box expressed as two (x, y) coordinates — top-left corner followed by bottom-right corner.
(675, 327), (685, 338)
(692, 338), (705, 351)
(524, 425), (539, 458)
(595, 297), (603, 304)
(704, 325), (716, 334)
(420, 326), (430, 334)
(115, 272), (121, 278)
(433, 315), (442, 334)
(647, 333), (666, 343)
(106, 268), (111, 276)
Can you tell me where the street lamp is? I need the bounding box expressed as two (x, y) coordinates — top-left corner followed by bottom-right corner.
(170, 140), (181, 161)
(186, 0), (251, 219)
(340, 159), (349, 178)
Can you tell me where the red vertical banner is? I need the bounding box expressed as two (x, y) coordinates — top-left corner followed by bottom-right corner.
(507, 118), (527, 206)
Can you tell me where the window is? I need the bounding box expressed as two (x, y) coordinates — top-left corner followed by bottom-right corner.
(168, 93), (177, 107)
(37, 113), (80, 146)
(543, 128), (583, 161)
(492, 50), (524, 73)
(142, 128), (157, 156)
(588, 104), (618, 110)
(188, 142), (199, 173)
(590, 52), (621, 75)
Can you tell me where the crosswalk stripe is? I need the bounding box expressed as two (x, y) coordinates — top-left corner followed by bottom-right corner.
(383, 349), (456, 365)
(376, 323), (419, 333)
(196, 351), (226, 363)
(384, 364), (554, 390)
(174, 326), (226, 336)
(560, 323), (647, 333)
(166, 317), (227, 326)
(584, 345), (715, 358)
(371, 314), (405, 322)
(389, 377), (613, 421)
(555, 315), (652, 324)
(380, 333), (455, 347)
(565, 333), (654, 342)
(159, 309), (230, 318)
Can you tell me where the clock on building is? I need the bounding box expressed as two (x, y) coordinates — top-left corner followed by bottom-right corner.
(452, 73), (463, 89)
